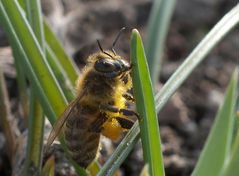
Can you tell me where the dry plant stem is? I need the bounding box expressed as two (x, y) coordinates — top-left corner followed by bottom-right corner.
(0, 67), (16, 163)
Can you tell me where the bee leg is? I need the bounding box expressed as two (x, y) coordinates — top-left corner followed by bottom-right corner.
(120, 72), (129, 84)
(119, 108), (139, 119)
(115, 117), (134, 129)
(89, 113), (108, 133)
(99, 104), (139, 119)
(123, 92), (135, 102)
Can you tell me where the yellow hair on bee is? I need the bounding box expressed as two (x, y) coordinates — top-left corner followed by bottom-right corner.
(46, 46), (136, 169)
(102, 118), (123, 140)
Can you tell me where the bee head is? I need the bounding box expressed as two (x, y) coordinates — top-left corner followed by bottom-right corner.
(94, 55), (131, 78)
(94, 27), (131, 78)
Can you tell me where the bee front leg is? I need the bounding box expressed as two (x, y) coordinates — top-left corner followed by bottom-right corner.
(99, 104), (139, 119)
(89, 113), (108, 133)
(115, 117), (134, 129)
(123, 92), (135, 102)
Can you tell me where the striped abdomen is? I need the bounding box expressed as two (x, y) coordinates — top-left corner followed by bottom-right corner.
(64, 106), (101, 168)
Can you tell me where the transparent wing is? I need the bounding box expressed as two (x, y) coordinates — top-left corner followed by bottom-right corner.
(45, 91), (85, 152)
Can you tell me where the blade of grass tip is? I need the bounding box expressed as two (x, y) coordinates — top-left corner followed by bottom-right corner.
(155, 4), (239, 112)
(131, 29), (164, 176)
(97, 122), (140, 176)
(100, 4), (239, 175)
(145, 0), (176, 85)
(14, 0), (29, 123)
(17, 1), (87, 175)
(220, 73), (239, 176)
(191, 69), (238, 176)
(22, 0), (45, 174)
(230, 102), (239, 150)
(232, 102), (239, 141)
(0, 0), (67, 123)
(24, 90), (45, 175)
(0, 67), (17, 163)
(44, 20), (79, 85)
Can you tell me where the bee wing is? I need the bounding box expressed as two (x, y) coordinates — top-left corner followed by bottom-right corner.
(45, 91), (85, 152)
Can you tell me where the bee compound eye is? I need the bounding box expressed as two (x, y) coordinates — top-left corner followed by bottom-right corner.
(118, 59), (130, 70)
(94, 59), (116, 73)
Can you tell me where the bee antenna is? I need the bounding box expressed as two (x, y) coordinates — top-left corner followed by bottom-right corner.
(97, 39), (113, 58)
(97, 39), (104, 53)
(111, 27), (126, 55)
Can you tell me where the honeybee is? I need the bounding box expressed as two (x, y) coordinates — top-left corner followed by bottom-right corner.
(45, 28), (138, 168)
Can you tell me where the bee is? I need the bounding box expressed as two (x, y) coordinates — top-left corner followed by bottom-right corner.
(45, 28), (138, 168)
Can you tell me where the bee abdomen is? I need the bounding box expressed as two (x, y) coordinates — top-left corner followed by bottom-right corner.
(65, 127), (100, 168)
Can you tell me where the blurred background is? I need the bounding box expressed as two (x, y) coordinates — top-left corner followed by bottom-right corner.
(0, 0), (239, 175)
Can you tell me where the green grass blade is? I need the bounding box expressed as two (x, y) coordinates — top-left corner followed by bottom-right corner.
(221, 128), (239, 176)
(146, 0), (176, 85)
(155, 4), (239, 112)
(0, 0), (87, 176)
(44, 21), (79, 84)
(0, 2), (88, 175)
(24, 0), (44, 49)
(12, 1), (30, 121)
(22, 0), (45, 174)
(13, 46), (29, 124)
(220, 73), (239, 176)
(0, 0), (67, 123)
(46, 44), (75, 101)
(24, 90), (45, 175)
(191, 69), (238, 176)
(100, 4), (239, 175)
(131, 29), (164, 176)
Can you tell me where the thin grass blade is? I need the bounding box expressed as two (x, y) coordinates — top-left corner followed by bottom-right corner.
(191, 69), (238, 176)
(131, 29), (164, 176)
(146, 0), (176, 85)
(22, 0), (45, 174)
(100, 4), (239, 175)
(44, 21), (79, 85)
(0, 2), (87, 175)
(0, 0), (67, 123)
(46, 44), (75, 101)
(220, 72), (239, 176)
(24, 90), (45, 175)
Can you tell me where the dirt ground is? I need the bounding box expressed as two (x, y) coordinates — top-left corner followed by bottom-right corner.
(1, 0), (239, 175)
